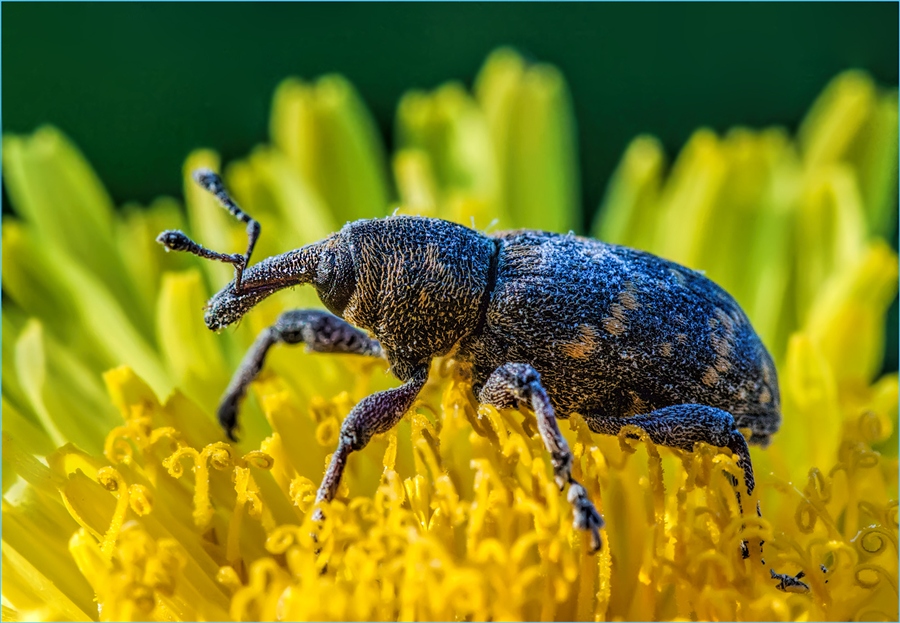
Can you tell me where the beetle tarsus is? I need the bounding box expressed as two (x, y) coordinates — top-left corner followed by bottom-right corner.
(568, 480), (605, 552)
(771, 568), (810, 593)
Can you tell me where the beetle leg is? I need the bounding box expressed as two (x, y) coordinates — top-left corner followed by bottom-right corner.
(219, 309), (384, 440)
(583, 404), (754, 497)
(770, 568), (810, 593)
(313, 367), (429, 520)
(480, 363), (604, 552)
(584, 404), (764, 557)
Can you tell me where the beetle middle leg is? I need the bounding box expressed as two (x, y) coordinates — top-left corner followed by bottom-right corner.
(479, 362), (604, 552)
(219, 309), (384, 440)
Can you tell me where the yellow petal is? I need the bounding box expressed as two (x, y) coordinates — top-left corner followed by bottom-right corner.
(799, 70), (877, 169)
(15, 321), (69, 449)
(3, 221), (171, 400)
(270, 75), (390, 223)
(13, 320), (116, 455)
(2, 222), (88, 360)
(794, 164), (867, 321)
(156, 270), (228, 414)
(396, 82), (502, 228)
(117, 197), (194, 317)
(1, 399), (55, 462)
(698, 128), (792, 302)
(393, 149), (439, 216)
(2, 127), (143, 332)
(592, 135), (665, 249)
(777, 334), (842, 485)
(2, 539), (93, 621)
(475, 48), (579, 233)
(805, 242), (899, 383)
(653, 129), (728, 267)
(850, 89), (899, 237)
(225, 146), (336, 251)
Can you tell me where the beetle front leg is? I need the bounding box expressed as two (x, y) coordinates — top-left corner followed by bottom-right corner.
(480, 363), (604, 552)
(219, 309), (384, 440)
(313, 368), (429, 520)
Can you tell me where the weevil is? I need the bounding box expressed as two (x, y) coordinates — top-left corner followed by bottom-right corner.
(158, 170), (783, 561)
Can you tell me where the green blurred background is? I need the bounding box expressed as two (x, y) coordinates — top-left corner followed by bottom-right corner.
(2, 2), (898, 370)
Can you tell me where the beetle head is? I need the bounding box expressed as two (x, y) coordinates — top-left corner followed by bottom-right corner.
(157, 170), (360, 331)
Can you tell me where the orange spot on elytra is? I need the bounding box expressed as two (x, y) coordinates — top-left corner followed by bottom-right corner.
(711, 334), (733, 358)
(618, 282), (640, 311)
(761, 361), (774, 385)
(560, 325), (599, 359)
(714, 307), (735, 333)
(702, 367), (720, 386)
(602, 317), (626, 336)
(602, 303), (628, 336)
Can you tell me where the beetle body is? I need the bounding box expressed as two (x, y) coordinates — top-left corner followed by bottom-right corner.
(160, 170), (782, 559)
(216, 215), (780, 445)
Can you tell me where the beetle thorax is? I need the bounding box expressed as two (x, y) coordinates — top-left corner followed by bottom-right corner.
(335, 216), (497, 379)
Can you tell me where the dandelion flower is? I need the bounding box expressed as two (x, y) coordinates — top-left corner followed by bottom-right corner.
(2, 49), (897, 621)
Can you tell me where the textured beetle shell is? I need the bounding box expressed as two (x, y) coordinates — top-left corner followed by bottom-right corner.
(340, 217), (496, 380)
(339, 217), (781, 446)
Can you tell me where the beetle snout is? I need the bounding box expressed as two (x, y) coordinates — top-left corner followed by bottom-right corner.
(203, 306), (230, 331)
(203, 292), (240, 331)
(203, 282), (260, 331)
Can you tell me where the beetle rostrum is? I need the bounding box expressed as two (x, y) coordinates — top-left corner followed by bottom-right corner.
(158, 169), (783, 560)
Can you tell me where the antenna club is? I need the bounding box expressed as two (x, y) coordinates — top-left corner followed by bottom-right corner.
(192, 168), (223, 192)
(156, 229), (192, 252)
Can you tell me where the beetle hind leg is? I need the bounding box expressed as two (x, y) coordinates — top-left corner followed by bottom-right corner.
(582, 404), (755, 499)
(480, 363), (604, 552)
(584, 405), (767, 559)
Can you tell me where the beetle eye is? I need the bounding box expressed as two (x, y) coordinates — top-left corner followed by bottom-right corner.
(315, 256), (334, 286)
(313, 237), (358, 317)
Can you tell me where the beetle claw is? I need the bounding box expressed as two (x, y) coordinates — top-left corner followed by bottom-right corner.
(568, 482), (605, 552)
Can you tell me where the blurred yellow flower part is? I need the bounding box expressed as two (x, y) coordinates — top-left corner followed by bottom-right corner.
(2, 49), (898, 621)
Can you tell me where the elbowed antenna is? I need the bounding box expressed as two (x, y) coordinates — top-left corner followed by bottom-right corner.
(156, 169), (261, 292)
(157, 168), (327, 329)
(156, 229), (243, 266)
